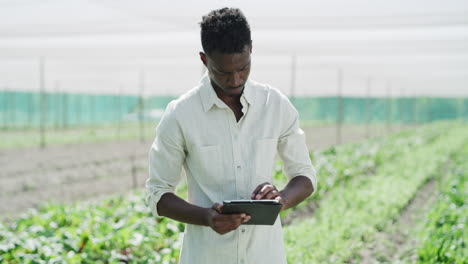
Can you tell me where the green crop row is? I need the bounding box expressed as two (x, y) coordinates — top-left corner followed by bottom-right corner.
(276, 122), (450, 221)
(283, 124), (467, 263)
(416, 143), (467, 264)
(0, 195), (184, 264)
(0, 122), (464, 263)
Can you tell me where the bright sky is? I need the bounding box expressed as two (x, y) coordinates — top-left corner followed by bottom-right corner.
(0, 0), (467, 96)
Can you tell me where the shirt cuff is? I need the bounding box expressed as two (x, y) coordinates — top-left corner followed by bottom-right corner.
(290, 168), (317, 195)
(146, 189), (174, 218)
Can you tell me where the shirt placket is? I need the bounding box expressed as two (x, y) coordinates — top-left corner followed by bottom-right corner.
(237, 96), (250, 264)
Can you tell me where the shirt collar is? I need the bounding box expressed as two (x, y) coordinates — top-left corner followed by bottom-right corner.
(199, 72), (255, 112)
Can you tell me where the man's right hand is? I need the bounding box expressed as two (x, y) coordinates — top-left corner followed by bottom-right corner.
(206, 203), (251, 235)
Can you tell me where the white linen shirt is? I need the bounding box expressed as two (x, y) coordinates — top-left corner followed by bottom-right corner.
(146, 73), (317, 264)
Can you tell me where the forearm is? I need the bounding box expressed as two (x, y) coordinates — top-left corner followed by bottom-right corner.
(157, 192), (210, 226)
(279, 175), (314, 211)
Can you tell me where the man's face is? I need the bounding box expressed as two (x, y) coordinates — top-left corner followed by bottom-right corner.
(200, 45), (252, 97)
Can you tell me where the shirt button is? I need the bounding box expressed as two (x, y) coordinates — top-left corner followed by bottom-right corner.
(237, 165), (241, 169)
(241, 228), (245, 233)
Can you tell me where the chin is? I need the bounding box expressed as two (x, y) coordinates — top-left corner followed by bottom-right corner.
(226, 86), (244, 94)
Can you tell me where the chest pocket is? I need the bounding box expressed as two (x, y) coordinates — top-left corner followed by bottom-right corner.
(254, 138), (278, 186)
(191, 144), (223, 191)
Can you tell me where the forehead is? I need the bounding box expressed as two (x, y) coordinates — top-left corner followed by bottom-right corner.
(207, 46), (251, 71)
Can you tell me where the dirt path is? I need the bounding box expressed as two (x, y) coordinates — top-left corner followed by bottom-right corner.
(0, 124), (411, 220)
(355, 178), (438, 264)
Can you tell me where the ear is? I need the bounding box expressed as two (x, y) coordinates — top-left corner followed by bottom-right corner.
(199, 52), (207, 66)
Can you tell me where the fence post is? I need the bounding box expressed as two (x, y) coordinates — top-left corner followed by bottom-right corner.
(386, 83), (392, 133)
(138, 70), (145, 143)
(11, 90), (16, 129)
(63, 92), (68, 129)
(39, 56), (46, 149)
(131, 155), (138, 189)
(366, 77), (372, 139)
(459, 97), (464, 123)
(27, 91), (33, 129)
(290, 54), (296, 106)
(336, 68), (343, 145)
(55, 81), (60, 130)
(428, 96), (432, 123)
(117, 86), (123, 140)
(76, 93), (81, 127)
(400, 88), (405, 130)
(2, 89), (7, 130)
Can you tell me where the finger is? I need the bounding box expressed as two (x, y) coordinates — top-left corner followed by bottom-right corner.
(243, 215), (251, 223)
(229, 214), (246, 227)
(265, 189), (280, 200)
(251, 182), (269, 199)
(275, 196), (286, 211)
(215, 215), (243, 232)
(211, 203), (223, 214)
(216, 213), (245, 224)
(256, 185), (274, 199)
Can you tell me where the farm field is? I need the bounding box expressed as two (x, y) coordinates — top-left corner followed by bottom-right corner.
(1, 121), (466, 263)
(0, 123), (410, 219)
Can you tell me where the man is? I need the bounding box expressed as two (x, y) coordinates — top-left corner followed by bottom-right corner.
(146, 7), (317, 264)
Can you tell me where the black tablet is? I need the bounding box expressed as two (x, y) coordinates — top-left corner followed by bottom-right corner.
(221, 200), (282, 225)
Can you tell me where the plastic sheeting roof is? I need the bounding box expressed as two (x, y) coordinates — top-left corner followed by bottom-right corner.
(0, 0), (467, 96)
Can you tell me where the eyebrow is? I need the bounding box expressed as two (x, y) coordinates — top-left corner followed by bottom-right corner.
(214, 60), (250, 74)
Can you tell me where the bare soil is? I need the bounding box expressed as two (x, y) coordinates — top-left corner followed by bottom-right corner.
(0, 124), (410, 220)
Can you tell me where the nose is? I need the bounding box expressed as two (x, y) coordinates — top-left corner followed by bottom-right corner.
(230, 72), (243, 87)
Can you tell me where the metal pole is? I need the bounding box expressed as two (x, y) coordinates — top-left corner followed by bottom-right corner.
(386, 82), (391, 133)
(290, 54), (296, 106)
(27, 91), (32, 129)
(414, 93), (419, 125)
(76, 93), (81, 127)
(91, 95), (96, 126)
(459, 97), (464, 123)
(428, 96), (432, 124)
(117, 86), (123, 140)
(139, 70), (145, 143)
(336, 68), (343, 145)
(63, 92), (68, 129)
(39, 57), (46, 149)
(11, 90), (16, 129)
(55, 81), (60, 130)
(131, 155), (138, 189)
(400, 88), (404, 129)
(366, 77), (371, 139)
(3, 88), (8, 130)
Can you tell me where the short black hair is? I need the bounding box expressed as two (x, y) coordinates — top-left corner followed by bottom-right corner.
(200, 7), (251, 55)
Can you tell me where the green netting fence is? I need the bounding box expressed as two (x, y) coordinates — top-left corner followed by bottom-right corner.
(292, 96), (467, 124)
(0, 90), (466, 129)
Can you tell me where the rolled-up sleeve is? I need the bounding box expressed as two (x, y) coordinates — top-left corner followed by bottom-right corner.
(277, 102), (317, 194)
(146, 101), (186, 217)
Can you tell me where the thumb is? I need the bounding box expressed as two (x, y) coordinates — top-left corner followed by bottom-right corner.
(212, 203), (223, 213)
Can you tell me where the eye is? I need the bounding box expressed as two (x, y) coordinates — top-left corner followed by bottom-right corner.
(214, 69), (227, 76)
